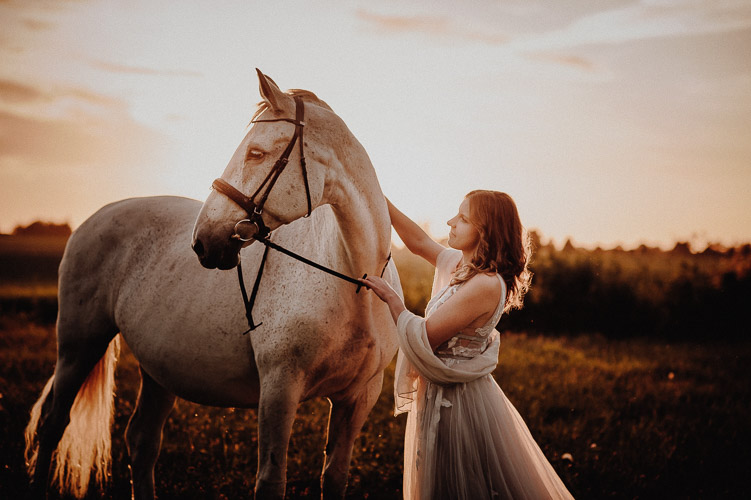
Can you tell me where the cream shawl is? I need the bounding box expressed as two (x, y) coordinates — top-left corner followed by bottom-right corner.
(394, 309), (500, 415)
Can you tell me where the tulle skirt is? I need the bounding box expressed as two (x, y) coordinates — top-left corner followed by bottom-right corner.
(403, 372), (574, 500)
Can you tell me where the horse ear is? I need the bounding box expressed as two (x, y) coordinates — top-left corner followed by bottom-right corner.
(256, 68), (289, 113)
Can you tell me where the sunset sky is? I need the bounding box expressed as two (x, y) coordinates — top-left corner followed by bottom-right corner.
(1, 0), (750, 249)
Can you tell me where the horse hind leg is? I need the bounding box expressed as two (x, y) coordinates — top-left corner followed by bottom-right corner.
(26, 330), (120, 499)
(125, 367), (176, 500)
(320, 371), (384, 499)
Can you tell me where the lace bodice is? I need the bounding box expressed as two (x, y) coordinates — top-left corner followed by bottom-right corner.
(426, 275), (505, 360)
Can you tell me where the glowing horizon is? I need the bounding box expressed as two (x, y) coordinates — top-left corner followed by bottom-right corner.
(1, 0), (750, 250)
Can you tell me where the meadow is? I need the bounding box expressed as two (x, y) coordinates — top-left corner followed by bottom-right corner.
(1, 227), (750, 498)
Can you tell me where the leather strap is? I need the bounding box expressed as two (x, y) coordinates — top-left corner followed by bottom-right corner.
(248, 96), (312, 217)
(237, 237), (392, 334)
(212, 178), (257, 215)
(238, 243), (271, 334)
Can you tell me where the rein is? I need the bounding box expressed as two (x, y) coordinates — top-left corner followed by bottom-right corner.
(211, 96), (391, 334)
(237, 237), (391, 334)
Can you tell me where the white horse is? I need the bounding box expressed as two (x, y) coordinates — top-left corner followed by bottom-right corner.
(25, 70), (400, 499)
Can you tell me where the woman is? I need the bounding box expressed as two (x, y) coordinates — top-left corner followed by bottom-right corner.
(362, 191), (574, 499)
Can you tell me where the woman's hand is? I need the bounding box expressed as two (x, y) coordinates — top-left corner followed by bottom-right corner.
(360, 275), (406, 324)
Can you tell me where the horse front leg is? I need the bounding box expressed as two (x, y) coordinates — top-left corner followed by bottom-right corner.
(320, 371), (384, 499)
(125, 367), (176, 500)
(255, 370), (305, 500)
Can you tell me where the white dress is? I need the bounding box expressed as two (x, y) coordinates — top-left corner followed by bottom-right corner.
(394, 248), (574, 500)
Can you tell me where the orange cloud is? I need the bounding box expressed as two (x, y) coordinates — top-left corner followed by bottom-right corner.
(0, 79), (164, 169)
(356, 9), (509, 45)
(90, 59), (202, 77)
(526, 52), (596, 71)
(356, 9), (450, 35)
(0, 79), (47, 103)
(0, 79), (169, 231)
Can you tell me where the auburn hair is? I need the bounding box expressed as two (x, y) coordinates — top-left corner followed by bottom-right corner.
(450, 190), (532, 312)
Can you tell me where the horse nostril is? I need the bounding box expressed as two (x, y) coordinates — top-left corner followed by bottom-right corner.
(192, 239), (205, 259)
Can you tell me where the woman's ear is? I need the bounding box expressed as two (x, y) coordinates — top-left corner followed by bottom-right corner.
(256, 68), (292, 114)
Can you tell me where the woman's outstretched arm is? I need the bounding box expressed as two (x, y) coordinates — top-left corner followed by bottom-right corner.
(361, 274), (499, 350)
(387, 198), (444, 267)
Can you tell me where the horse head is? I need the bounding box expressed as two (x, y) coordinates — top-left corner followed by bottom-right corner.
(192, 69), (335, 269)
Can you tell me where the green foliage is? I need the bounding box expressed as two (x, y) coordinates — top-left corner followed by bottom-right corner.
(394, 239), (751, 340)
(1, 317), (748, 498)
(2, 229), (749, 339)
(505, 242), (751, 339)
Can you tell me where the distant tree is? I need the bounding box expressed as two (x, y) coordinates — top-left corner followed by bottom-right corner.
(671, 241), (692, 255)
(12, 221), (72, 237)
(633, 244), (660, 255)
(701, 245), (724, 257)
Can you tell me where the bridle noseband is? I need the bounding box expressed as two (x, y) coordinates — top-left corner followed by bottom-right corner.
(212, 95), (312, 242)
(209, 95), (390, 334)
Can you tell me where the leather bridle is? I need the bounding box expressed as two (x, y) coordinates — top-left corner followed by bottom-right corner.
(212, 95), (311, 242)
(209, 95), (390, 334)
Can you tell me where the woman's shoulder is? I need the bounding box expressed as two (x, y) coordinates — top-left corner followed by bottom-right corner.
(464, 271), (502, 289)
(436, 247), (462, 268)
(460, 272), (503, 302)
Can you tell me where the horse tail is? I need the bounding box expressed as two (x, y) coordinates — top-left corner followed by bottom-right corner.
(25, 335), (121, 498)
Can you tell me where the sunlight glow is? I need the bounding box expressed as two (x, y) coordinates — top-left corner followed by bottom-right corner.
(1, 0), (750, 249)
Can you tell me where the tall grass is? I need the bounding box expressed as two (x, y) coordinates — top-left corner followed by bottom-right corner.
(2, 229), (749, 497)
(1, 315), (748, 499)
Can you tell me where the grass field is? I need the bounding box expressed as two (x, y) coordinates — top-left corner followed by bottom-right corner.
(2, 231), (750, 498)
(1, 314), (749, 499)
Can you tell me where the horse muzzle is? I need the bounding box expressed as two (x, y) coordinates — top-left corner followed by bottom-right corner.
(191, 223), (245, 270)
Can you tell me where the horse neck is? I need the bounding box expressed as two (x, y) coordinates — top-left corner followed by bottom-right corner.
(325, 150), (390, 276)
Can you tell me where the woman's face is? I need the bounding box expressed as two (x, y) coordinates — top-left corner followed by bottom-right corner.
(447, 198), (480, 253)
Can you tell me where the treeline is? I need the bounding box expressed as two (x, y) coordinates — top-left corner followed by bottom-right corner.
(394, 234), (751, 341)
(3, 221), (749, 339)
(6, 221), (72, 237)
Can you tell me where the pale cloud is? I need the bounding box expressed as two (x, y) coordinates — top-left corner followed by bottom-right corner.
(22, 18), (52, 31)
(355, 7), (510, 45)
(90, 59), (202, 77)
(525, 52), (596, 71)
(0, 79), (166, 170)
(0, 79), (123, 123)
(511, 0), (751, 52)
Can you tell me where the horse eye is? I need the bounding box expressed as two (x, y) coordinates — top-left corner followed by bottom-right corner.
(246, 149), (265, 161)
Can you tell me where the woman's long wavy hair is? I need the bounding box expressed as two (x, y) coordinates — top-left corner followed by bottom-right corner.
(450, 190), (533, 312)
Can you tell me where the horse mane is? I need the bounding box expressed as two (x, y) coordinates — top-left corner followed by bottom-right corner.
(251, 89), (333, 123)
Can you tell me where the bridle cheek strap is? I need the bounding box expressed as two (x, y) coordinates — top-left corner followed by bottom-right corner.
(246, 95), (312, 218)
